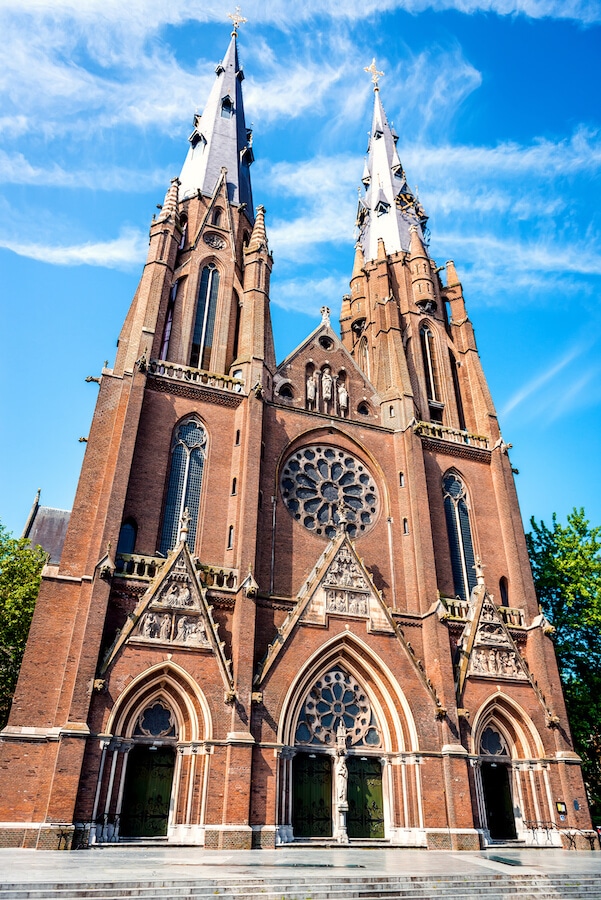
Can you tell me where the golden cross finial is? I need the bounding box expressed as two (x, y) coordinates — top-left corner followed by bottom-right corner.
(228, 6), (247, 34)
(364, 58), (384, 91)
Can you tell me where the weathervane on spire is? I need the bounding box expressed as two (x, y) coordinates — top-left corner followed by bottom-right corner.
(364, 58), (384, 91)
(228, 6), (247, 35)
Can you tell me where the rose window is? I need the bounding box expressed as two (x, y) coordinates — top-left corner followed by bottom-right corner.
(295, 667), (381, 747)
(280, 445), (379, 539)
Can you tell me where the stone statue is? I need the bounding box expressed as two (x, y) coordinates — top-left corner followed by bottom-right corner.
(338, 382), (348, 415)
(335, 753), (348, 805)
(322, 367), (333, 403)
(306, 372), (317, 408)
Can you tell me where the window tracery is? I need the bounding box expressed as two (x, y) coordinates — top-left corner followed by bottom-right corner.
(133, 700), (176, 738)
(295, 667), (381, 748)
(480, 725), (509, 757)
(159, 417), (207, 555)
(280, 445), (379, 539)
(443, 472), (476, 601)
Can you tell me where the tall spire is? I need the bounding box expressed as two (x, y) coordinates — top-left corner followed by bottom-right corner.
(179, 29), (254, 220)
(356, 64), (428, 263)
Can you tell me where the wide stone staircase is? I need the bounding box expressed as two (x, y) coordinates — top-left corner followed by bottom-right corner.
(1, 872), (601, 900)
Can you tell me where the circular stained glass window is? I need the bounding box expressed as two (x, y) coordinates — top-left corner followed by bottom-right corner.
(280, 445), (379, 539)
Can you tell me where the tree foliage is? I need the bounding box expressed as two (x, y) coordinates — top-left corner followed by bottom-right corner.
(0, 522), (47, 728)
(526, 508), (601, 820)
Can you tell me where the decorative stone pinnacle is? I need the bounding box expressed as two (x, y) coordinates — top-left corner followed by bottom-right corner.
(473, 557), (485, 586)
(228, 6), (247, 34)
(320, 306), (331, 325)
(178, 507), (191, 544)
(364, 58), (384, 91)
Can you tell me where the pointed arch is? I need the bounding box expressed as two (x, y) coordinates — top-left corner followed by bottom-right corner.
(471, 692), (545, 760)
(442, 468), (477, 601)
(159, 415), (207, 556)
(190, 263), (220, 370)
(419, 319), (442, 404)
(278, 632), (418, 754)
(107, 660), (212, 744)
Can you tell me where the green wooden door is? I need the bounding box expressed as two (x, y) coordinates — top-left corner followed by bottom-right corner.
(292, 753), (332, 838)
(347, 756), (385, 839)
(120, 745), (175, 838)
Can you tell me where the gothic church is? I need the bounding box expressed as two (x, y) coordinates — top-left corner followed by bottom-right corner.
(0, 25), (593, 851)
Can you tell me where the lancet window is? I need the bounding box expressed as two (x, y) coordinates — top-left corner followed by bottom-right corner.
(294, 666), (381, 748)
(443, 472), (477, 601)
(420, 324), (441, 403)
(116, 518), (137, 556)
(159, 417), (207, 556)
(160, 280), (178, 360)
(190, 264), (219, 370)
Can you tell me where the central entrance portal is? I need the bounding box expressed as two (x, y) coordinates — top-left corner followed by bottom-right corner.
(120, 745), (175, 838)
(481, 761), (517, 840)
(292, 754), (333, 838)
(347, 756), (384, 838)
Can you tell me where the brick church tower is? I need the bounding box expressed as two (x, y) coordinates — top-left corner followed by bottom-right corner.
(0, 29), (593, 851)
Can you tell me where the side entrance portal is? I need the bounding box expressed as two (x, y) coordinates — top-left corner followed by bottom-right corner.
(120, 746), (175, 838)
(347, 756), (384, 838)
(481, 761), (517, 841)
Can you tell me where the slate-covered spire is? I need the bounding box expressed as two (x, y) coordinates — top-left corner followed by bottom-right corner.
(179, 31), (254, 220)
(356, 69), (428, 263)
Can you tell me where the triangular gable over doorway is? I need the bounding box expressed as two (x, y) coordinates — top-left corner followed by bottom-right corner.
(455, 564), (558, 724)
(254, 532), (446, 718)
(100, 541), (233, 689)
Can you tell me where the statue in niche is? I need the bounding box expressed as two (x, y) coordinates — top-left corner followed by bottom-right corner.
(306, 372), (317, 409)
(338, 382), (349, 417)
(322, 367), (333, 406)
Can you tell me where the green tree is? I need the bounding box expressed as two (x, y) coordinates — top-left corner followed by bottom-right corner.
(0, 523), (47, 728)
(526, 508), (601, 821)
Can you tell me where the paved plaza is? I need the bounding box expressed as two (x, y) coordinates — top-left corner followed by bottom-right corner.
(1, 845), (600, 886)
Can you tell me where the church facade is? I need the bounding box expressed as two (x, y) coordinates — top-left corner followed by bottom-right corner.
(0, 28), (594, 851)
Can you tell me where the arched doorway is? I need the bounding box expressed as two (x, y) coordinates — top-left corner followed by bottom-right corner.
(120, 745), (175, 838)
(290, 665), (383, 840)
(119, 699), (177, 839)
(479, 725), (517, 841)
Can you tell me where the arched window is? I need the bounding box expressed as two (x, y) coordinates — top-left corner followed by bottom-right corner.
(420, 324), (441, 403)
(221, 96), (233, 118)
(449, 349), (466, 430)
(160, 280), (178, 360)
(443, 472), (476, 601)
(159, 418), (207, 556)
(212, 207), (222, 227)
(358, 336), (370, 379)
(499, 576), (509, 607)
(190, 264), (220, 370)
(117, 518), (137, 555)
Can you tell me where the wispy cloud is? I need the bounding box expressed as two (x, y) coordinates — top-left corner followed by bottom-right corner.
(271, 275), (349, 316)
(0, 151), (171, 191)
(0, 227), (147, 269)
(501, 347), (582, 417)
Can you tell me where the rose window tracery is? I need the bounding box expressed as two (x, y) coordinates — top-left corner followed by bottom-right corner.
(480, 725), (509, 756)
(280, 445), (379, 539)
(295, 667), (381, 747)
(133, 701), (176, 738)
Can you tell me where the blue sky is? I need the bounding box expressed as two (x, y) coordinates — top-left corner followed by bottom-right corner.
(1, 1), (600, 538)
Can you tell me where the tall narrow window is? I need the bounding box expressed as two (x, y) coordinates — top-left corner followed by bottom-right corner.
(232, 291), (241, 362)
(443, 472), (477, 601)
(159, 418), (207, 556)
(160, 281), (178, 360)
(358, 336), (370, 379)
(221, 96), (233, 118)
(449, 350), (466, 431)
(190, 264), (220, 370)
(212, 207), (222, 227)
(420, 325), (441, 402)
(117, 518), (137, 555)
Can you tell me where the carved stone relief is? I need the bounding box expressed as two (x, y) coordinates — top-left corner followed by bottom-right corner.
(467, 595), (527, 680)
(134, 566), (211, 649)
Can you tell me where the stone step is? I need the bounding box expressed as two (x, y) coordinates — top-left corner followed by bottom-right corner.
(1, 875), (601, 900)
